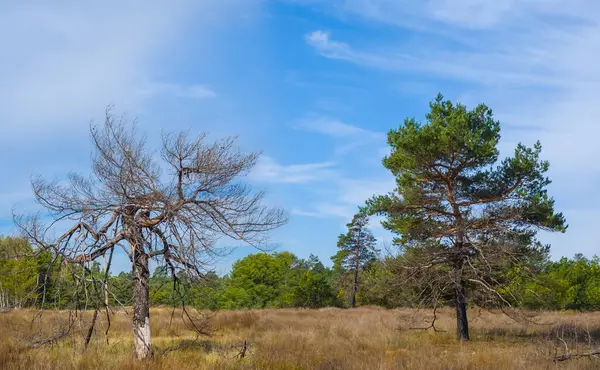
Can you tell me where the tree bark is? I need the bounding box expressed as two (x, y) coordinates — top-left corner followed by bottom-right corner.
(351, 268), (358, 308)
(448, 181), (470, 341)
(454, 269), (470, 341)
(132, 241), (153, 360)
(103, 252), (109, 308)
(351, 233), (361, 308)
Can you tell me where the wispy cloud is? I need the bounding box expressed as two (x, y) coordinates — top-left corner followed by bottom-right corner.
(0, 1), (254, 136)
(303, 3), (600, 173)
(291, 176), (396, 249)
(284, 70), (366, 92)
(249, 156), (336, 184)
(293, 115), (379, 138)
(292, 203), (356, 219)
(0, 0), (261, 237)
(315, 98), (352, 112)
(305, 30), (567, 87)
(305, 0), (597, 33)
(301, 0), (600, 258)
(338, 178), (395, 205)
(293, 176), (395, 219)
(0, 191), (32, 219)
(426, 0), (515, 28)
(137, 83), (216, 99)
(0, 2), (190, 132)
(289, 115), (394, 220)
(293, 114), (384, 155)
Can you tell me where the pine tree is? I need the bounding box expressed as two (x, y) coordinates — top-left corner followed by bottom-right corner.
(366, 94), (566, 340)
(333, 214), (379, 308)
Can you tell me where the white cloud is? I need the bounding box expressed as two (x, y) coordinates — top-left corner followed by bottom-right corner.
(305, 31), (353, 59)
(0, 1), (253, 136)
(338, 177), (395, 205)
(293, 114), (384, 156)
(249, 156), (336, 184)
(293, 203), (356, 219)
(316, 98), (352, 112)
(305, 30), (566, 87)
(539, 209), (600, 259)
(426, 0), (516, 28)
(303, 3), (600, 175)
(137, 83), (217, 99)
(0, 2), (176, 132)
(301, 0), (600, 258)
(293, 115), (380, 138)
(293, 197), (394, 251)
(310, 0), (590, 32)
(293, 175), (395, 220)
(286, 116), (395, 220)
(0, 191), (32, 219)
(0, 0), (261, 238)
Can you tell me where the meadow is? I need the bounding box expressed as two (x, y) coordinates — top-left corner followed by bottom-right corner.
(1, 307), (599, 369)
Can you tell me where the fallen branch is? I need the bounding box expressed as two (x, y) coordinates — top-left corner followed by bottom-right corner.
(408, 303), (446, 333)
(553, 351), (600, 362)
(239, 340), (247, 359)
(25, 329), (72, 349)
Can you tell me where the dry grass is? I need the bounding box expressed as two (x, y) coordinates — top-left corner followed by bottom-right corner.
(1, 306), (599, 369)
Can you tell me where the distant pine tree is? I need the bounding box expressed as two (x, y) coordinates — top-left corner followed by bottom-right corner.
(333, 214), (379, 308)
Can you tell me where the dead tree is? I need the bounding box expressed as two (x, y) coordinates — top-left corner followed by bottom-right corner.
(14, 109), (287, 359)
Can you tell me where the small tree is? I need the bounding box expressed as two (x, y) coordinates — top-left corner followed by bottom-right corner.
(293, 255), (336, 308)
(227, 252), (295, 308)
(0, 237), (38, 308)
(332, 213), (379, 308)
(15, 110), (287, 359)
(366, 95), (566, 340)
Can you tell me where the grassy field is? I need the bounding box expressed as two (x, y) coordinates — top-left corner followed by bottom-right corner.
(1, 306), (599, 369)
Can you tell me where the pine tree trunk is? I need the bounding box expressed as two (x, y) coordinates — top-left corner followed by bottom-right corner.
(351, 268), (359, 308)
(132, 242), (153, 359)
(449, 186), (469, 341)
(454, 270), (470, 341)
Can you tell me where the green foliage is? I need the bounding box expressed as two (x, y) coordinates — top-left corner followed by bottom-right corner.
(333, 214), (378, 271)
(223, 252), (338, 309)
(146, 252), (339, 310)
(332, 214), (379, 307)
(291, 262), (336, 308)
(364, 94), (566, 315)
(357, 259), (397, 308)
(367, 94), (565, 245)
(0, 237), (38, 308)
(3, 233), (600, 312)
(110, 272), (133, 306)
(227, 252), (295, 308)
(507, 254), (600, 310)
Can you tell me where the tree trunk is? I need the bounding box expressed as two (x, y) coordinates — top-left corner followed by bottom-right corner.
(132, 243), (153, 360)
(454, 271), (470, 341)
(103, 252), (109, 308)
(448, 182), (469, 341)
(351, 267), (359, 308)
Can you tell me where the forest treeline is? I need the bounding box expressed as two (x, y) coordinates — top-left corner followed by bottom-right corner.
(2, 234), (599, 312)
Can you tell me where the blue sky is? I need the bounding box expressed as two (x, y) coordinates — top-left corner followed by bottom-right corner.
(1, 0), (599, 274)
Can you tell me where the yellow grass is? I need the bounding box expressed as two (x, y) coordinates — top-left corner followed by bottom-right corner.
(1, 306), (599, 369)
